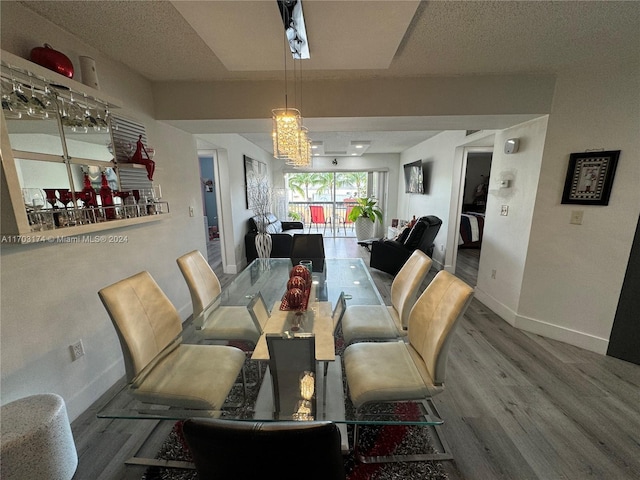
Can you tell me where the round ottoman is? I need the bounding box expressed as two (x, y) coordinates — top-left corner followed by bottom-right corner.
(1, 393), (78, 480)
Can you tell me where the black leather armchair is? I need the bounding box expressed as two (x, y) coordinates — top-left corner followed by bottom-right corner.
(183, 418), (346, 479)
(369, 215), (442, 275)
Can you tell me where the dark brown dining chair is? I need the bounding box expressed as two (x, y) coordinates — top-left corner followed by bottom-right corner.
(182, 418), (346, 479)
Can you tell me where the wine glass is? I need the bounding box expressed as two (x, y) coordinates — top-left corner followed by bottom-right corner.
(43, 189), (59, 209)
(113, 191), (131, 219)
(26, 74), (49, 119)
(22, 188), (46, 231)
(123, 192), (138, 218)
(58, 189), (77, 226)
(2, 79), (23, 119)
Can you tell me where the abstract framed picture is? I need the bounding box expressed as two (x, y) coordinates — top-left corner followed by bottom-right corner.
(244, 155), (267, 209)
(561, 150), (620, 205)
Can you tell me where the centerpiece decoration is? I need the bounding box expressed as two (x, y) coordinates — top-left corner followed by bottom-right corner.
(281, 264), (312, 312)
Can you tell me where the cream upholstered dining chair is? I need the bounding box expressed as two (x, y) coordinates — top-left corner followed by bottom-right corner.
(343, 270), (474, 462)
(177, 250), (265, 347)
(98, 271), (246, 411)
(341, 249), (432, 345)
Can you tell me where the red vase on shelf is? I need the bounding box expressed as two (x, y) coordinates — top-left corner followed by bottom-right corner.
(99, 172), (115, 220)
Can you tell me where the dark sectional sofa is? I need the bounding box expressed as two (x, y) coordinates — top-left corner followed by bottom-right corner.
(245, 213), (305, 263)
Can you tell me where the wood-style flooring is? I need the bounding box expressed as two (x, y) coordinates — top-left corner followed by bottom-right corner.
(70, 242), (640, 480)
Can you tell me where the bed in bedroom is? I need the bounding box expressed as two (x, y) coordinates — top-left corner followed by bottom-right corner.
(459, 212), (485, 248)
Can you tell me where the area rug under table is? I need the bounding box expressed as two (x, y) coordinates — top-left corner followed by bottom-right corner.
(142, 340), (449, 480)
(142, 415), (449, 480)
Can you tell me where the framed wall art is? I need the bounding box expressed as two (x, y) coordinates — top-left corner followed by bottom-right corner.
(244, 155), (267, 210)
(561, 150), (620, 205)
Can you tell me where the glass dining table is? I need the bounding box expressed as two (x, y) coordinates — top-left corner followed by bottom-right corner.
(97, 258), (443, 438)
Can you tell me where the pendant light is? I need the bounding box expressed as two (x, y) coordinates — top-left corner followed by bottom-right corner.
(272, 0), (312, 167)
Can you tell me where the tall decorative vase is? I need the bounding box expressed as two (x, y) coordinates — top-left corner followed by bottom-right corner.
(354, 218), (376, 241)
(255, 232), (272, 258)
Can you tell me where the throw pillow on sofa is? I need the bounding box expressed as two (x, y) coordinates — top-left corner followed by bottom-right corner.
(404, 220), (428, 249)
(265, 220), (283, 234)
(394, 227), (411, 243)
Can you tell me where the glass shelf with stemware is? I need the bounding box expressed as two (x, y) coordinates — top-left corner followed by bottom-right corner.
(1, 49), (170, 244)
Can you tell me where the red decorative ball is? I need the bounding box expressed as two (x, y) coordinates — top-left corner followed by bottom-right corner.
(286, 288), (304, 308)
(287, 275), (306, 291)
(290, 265), (310, 283)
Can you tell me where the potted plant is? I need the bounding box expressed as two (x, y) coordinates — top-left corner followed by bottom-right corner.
(347, 196), (383, 241)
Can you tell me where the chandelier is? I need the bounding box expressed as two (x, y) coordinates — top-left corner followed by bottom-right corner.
(272, 0), (312, 168)
(272, 107), (301, 160)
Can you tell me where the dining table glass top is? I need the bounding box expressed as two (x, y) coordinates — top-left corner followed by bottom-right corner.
(200, 257), (387, 314)
(97, 258), (441, 426)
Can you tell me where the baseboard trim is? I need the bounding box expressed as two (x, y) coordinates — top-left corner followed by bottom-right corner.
(474, 288), (609, 355)
(474, 288), (517, 326)
(67, 360), (123, 421)
(514, 314), (609, 355)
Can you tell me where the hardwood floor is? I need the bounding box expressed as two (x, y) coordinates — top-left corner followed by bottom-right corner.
(71, 240), (640, 480)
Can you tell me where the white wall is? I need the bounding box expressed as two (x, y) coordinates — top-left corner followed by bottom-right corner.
(394, 65), (640, 356)
(194, 134), (275, 273)
(398, 131), (471, 268)
(1, 2), (206, 419)
(517, 67), (640, 353)
(475, 117), (549, 322)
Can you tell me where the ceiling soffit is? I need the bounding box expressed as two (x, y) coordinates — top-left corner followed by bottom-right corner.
(170, 0), (420, 71)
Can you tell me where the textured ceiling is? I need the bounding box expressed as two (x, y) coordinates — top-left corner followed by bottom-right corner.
(19, 1), (640, 82)
(16, 1), (640, 155)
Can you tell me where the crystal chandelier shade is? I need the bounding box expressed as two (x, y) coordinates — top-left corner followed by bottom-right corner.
(272, 108), (301, 160)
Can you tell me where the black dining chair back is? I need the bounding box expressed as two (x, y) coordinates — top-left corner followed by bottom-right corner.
(182, 418), (346, 480)
(290, 233), (325, 272)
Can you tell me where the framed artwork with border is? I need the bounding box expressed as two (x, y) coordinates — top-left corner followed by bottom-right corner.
(244, 155), (267, 209)
(561, 150), (620, 205)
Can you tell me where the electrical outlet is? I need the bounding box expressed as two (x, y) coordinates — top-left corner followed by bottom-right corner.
(500, 205), (509, 216)
(189, 206), (194, 217)
(440, 244), (444, 251)
(70, 340), (84, 361)
(491, 269), (497, 279)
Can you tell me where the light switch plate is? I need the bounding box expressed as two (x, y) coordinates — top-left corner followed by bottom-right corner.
(570, 210), (584, 225)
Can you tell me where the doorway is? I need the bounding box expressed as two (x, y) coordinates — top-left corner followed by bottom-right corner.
(455, 151), (492, 285)
(199, 154), (222, 269)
